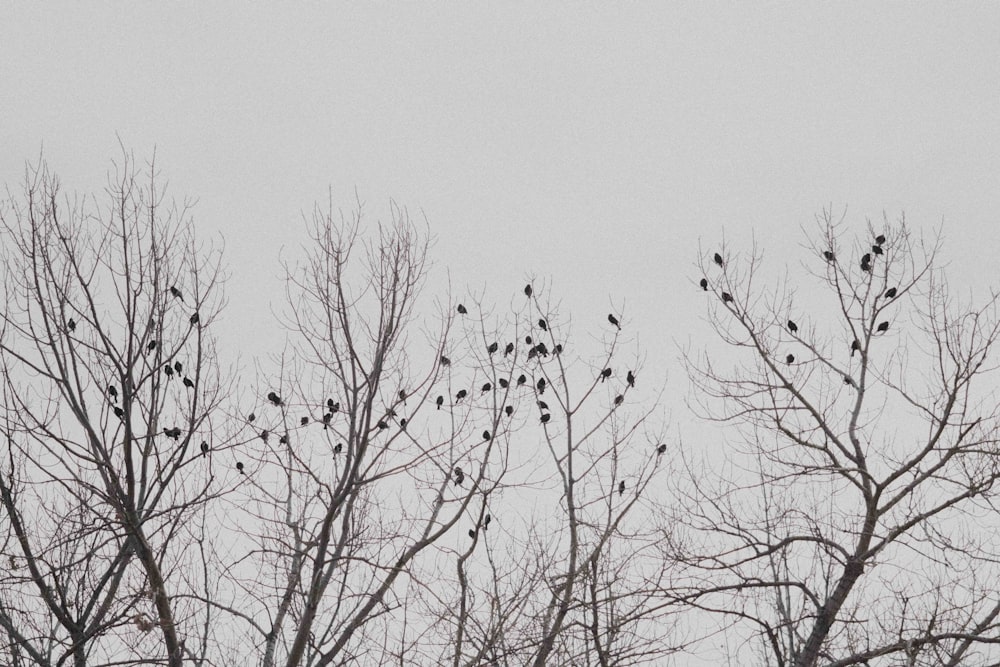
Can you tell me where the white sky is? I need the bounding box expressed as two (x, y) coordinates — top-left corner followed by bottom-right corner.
(2, 3), (999, 436)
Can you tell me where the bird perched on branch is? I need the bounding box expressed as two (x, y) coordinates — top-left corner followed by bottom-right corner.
(786, 354), (794, 364)
(600, 368), (612, 382)
(300, 416), (309, 426)
(267, 391), (282, 406)
(200, 441), (209, 457)
(536, 378), (546, 394)
(436, 395), (444, 409)
(440, 355), (451, 366)
(483, 430), (491, 441)
(699, 278), (708, 290)
(505, 405), (514, 417)
(147, 340), (157, 352)
(487, 342), (498, 355)
(608, 314), (621, 330)
(504, 342), (514, 357)
(823, 250), (835, 262)
(877, 321), (889, 333)
(538, 318), (547, 331)
(481, 382), (492, 393)
(108, 384), (118, 402)
(851, 339), (861, 357)
(787, 320), (798, 333)
(67, 318), (76, 331)
(517, 374), (527, 386)
(657, 443), (667, 455)
(457, 304), (467, 315)
(333, 442), (342, 454)
(498, 378), (509, 389)
(618, 480), (625, 496)
(456, 389), (467, 402)
(626, 370), (635, 387)
(875, 234), (886, 245)
(884, 287), (897, 299)
(453, 467), (465, 486)
(236, 462), (244, 474)
(524, 284), (533, 297)
(721, 292), (733, 303)
(614, 394), (623, 406)
(713, 252), (724, 267)
(170, 286), (184, 302)
(189, 312), (199, 325)
(183, 377), (194, 389)
(540, 413), (551, 424)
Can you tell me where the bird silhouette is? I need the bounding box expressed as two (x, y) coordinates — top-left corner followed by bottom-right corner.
(538, 400), (549, 410)
(326, 398), (335, 409)
(487, 342), (498, 355)
(787, 320), (798, 333)
(786, 354), (794, 364)
(248, 412), (256, 423)
(400, 418), (407, 429)
(200, 441), (209, 457)
(483, 430), (491, 441)
(871, 245), (883, 255)
(600, 368), (612, 382)
(713, 252), (724, 267)
(875, 234), (886, 245)
(554, 344), (563, 354)
(844, 375), (856, 387)
(440, 355), (451, 366)
(322, 413), (332, 428)
(113, 406), (124, 419)
(498, 378), (509, 389)
(170, 286), (184, 302)
(527, 347), (538, 361)
(608, 314), (621, 330)
(862, 252), (871, 265)
(540, 413), (551, 424)
(260, 430), (269, 442)
(538, 318), (547, 331)
(457, 304), (467, 315)
(453, 467), (464, 486)
(876, 321), (889, 333)
(279, 433), (289, 444)
(267, 391), (282, 406)
(505, 405), (513, 417)
(626, 370), (635, 387)
(517, 374), (527, 386)
(456, 389), (468, 402)
(174, 361), (183, 373)
(399, 389), (407, 403)
(618, 480), (625, 496)
(721, 292), (733, 303)
(333, 442), (342, 454)
(699, 278), (708, 290)
(300, 416), (309, 426)
(377, 420), (388, 430)
(851, 339), (861, 356)
(468, 529), (477, 539)
(823, 250), (835, 262)
(147, 340), (157, 351)
(183, 377), (194, 389)
(189, 312), (199, 325)
(481, 382), (492, 393)
(504, 342), (514, 357)
(656, 443), (667, 455)
(614, 395), (623, 406)
(884, 287), (897, 299)
(108, 384), (118, 401)
(535, 342), (549, 356)
(524, 284), (533, 297)
(164, 427), (182, 440)
(536, 378), (546, 394)
(436, 395), (444, 409)
(164, 364), (174, 378)
(525, 335), (532, 345)
(236, 462), (245, 474)
(67, 318), (76, 331)
(484, 514), (492, 529)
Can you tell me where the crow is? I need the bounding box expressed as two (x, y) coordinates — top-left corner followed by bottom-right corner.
(164, 364), (174, 378)
(248, 412), (256, 423)
(436, 395), (444, 409)
(524, 284), (533, 297)
(481, 382), (492, 393)
(483, 430), (491, 441)
(626, 370), (635, 387)
(614, 395), (623, 406)
(189, 312), (199, 325)
(540, 413), (551, 424)
(517, 374), (527, 386)
(823, 250), (835, 262)
(170, 286), (184, 302)
(468, 529), (477, 539)
(498, 378), (509, 389)
(525, 335), (532, 345)
(456, 389), (468, 402)
(872, 245), (883, 255)
(457, 304), (467, 315)
(183, 377), (194, 389)
(600, 368), (612, 382)
(113, 406), (124, 419)
(200, 441), (209, 457)
(440, 355), (451, 366)
(147, 340), (157, 351)
(399, 389), (407, 403)
(554, 344), (563, 354)
(721, 292), (733, 303)
(67, 318), (76, 331)
(875, 234), (886, 245)
(279, 434), (289, 445)
(535, 342), (549, 356)
(505, 405), (514, 417)
(174, 361), (183, 373)
(504, 342), (514, 357)
(884, 287), (897, 299)
(538, 400), (549, 410)
(454, 467), (465, 486)
(786, 354), (794, 364)
(377, 420), (388, 430)
(713, 252), (724, 267)
(333, 442), (343, 454)
(536, 378), (546, 394)
(618, 480), (625, 496)
(608, 313), (621, 329)
(399, 418), (407, 429)
(260, 430), (269, 443)
(236, 462), (245, 474)
(327, 398), (336, 409)
(323, 413), (332, 428)
(851, 339), (861, 356)
(657, 443), (667, 455)
(699, 278), (708, 290)
(538, 318), (547, 331)
(267, 391), (282, 406)
(787, 320), (798, 333)
(300, 416), (309, 426)
(877, 321), (889, 333)
(844, 375), (856, 387)
(484, 514), (492, 529)
(487, 342), (498, 355)
(108, 384), (118, 401)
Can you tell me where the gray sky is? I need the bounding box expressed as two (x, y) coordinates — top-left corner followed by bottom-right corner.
(2, 3), (999, 418)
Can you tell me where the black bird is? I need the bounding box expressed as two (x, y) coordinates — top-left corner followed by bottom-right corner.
(453, 467), (464, 486)
(862, 252), (871, 265)
(498, 378), (509, 389)
(236, 462), (244, 474)
(657, 443), (667, 455)
(327, 398), (336, 409)
(113, 406), (124, 419)
(330, 401), (340, 413)
(170, 286), (184, 302)
(387, 408), (397, 419)
(537, 400), (549, 410)
(844, 375), (856, 387)
(164, 364), (174, 378)
(164, 427), (182, 440)
(527, 347), (538, 361)
(626, 370), (635, 387)
(323, 413), (333, 428)
(487, 342), (498, 355)
(189, 312), (199, 325)
(540, 413), (551, 424)
(279, 433), (289, 445)
(436, 395), (444, 409)
(504, 342), (514, 356)
(267, 391), (282, 406)
(260, 430), (269, 443)
(872, 245), (883, 255)
(483, 430), (491, 441)
(440, 355), (451, 366)
(875, 234), (886, 245)
(600, 368), (612, 382)
(608, 314), (621, 330)
(517, 374), (527, 386)
(505, 405), (514, 417)
(377, 420), (388, 430)
(536, 378), (546, 394)
(183, 376), (194, 389)
(333, 442), (343, 454)
(484, 514), (492, 529)
(457, 304), (467, 315)
(786, 354), (795, 364)
(699, 278), (708, 290)
(614, 394), (623, 406)
(200, 441), (209, 457)
(525, 335), (532, 345)
(300, 416), (309, 426)
(876, 321), (889, 333)
(535, 343), (549, 356)
(248, 412), (256, 423)
(713, 252), (724, 267)
(851, 339), (861, 356)
(400, 418), (407, 429)
(884, 287), (897, 299)
(108, 384), (118, 401)
(618, 480), (625, 496)
(456, 389), (468, 402)
(147, 340), (157, 352)
(823, 250), (835, 262)
(481, 382), (492, 393)
(174, 361), (183, 373)
(67, 318), (76, 332)
(524, 284), (533, 297)
(721, 292), (733, 303)
(787, 320), (798, 333)
(554, 344), (563, 355)
(468, 529), (477, 539)
(399, 389), (407, 403)
(538, 318), (547, 331)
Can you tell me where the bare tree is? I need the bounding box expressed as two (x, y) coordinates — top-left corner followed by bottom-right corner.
(678, 212), (1000, 666)
(0, 153), (227, 667)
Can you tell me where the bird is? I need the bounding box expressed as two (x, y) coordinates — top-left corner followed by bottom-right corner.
(524, 284), (533, 297)
(525, 335), (532, 345)
(786, 354), (794, 364)
(333, 442), (342, 454)
(536, 378), (546, 394)
(823, 250), (835, 262)
(527, 347), (538, 361)
(147, 340), (157, 352)
(330, 401), (340, 413)
(540, 413), (551, 424)
(657, 443), (667, 455)
(163, 427), (181, 440)
(483, 430), (491, 441)
(183, 377), (194, 389)
(505, 405), (514, 417)
(481, 382), (492, 393)
(300, 416), (309, 426)
(787, 320), (798, 333)
(399, 418), (407, 429)
(537, 400), (549, 410)
(456, 389), (468, 402)
(535, 342), (549, 356)
(721, 292), (733, 303)
(618, 480), (625, 496)
(322, 413), (332, 428)
(200, 441), (209, 457)
(554, 344), (563, 355)
(851, 339), (861, 356)
(538, 318), (547, 331)
(884, 287), (897, 299)
(487, 342), (498, 355)
(113, 406), (124, 419)
(872, 245), (883, 255)
(67, 318), (76, 332)
(399, 389), (407, 403)
(517, 374), (527, 386)
(440, 355), (451, 366)
(626, 370), (635, 387)
(189, 312), (199, 325)
(260, 429), (269, 443)
(453, 467), (464, 486)
(484, 514), (492, 529)
(236, 462), (244, 474)
(614, 395), (623, 406)
(170, 286), (184, 302)
(326, 398), (336, 409)
(608, 314), (621, 330)
(377, 420), (388, 430)
(843, 375), (856, 388)
(699, 278), (708, 290)
(861, 252), (871, 265)
(457, 304), (467, 315)
(876, 321), (889, 333)
(164, 364), (174, 378)
(279, 434), (289, 445)
(108, 384), (118, 401)
(468, 529), (477, 539)
(875, 234), (886, 245)
(436, 395), (444, 409)
(267, 391), (282, 406)
(498, 378), (509, 389)
(248, 412), (256, 423)
(504, 342), (514, 357)
(600, 368), (612, 382)
(713, 252), (724, 267)
(174, 361), (183, 373)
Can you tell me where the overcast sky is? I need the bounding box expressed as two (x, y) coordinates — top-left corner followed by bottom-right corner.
(3, 3), (999, 428)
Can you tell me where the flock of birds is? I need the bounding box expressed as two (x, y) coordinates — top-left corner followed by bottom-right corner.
(700, 233), (899, 387)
